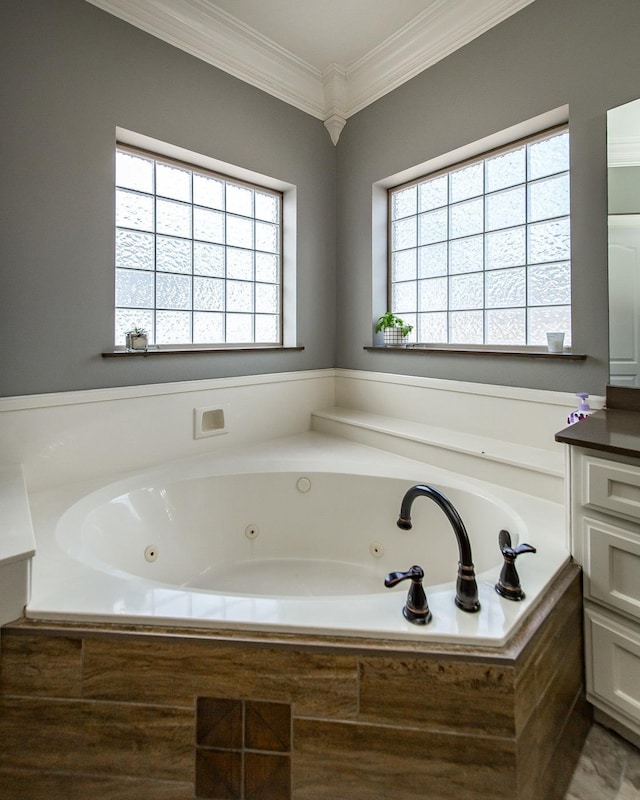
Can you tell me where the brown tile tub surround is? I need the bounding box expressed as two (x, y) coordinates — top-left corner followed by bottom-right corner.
(0, 563), (588, 800)
(195, 697), (292, 799)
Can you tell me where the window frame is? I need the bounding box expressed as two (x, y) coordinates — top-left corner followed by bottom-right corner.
(114, 142), (284, 350)
(386, 123), (571, 350)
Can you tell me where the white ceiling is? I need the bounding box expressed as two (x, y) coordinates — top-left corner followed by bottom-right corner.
(209, 0), (439, 70)
(86, 0), (535, 143)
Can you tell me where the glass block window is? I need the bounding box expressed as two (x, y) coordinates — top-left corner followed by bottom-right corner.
(115, 146), (282, 346)
(388, 127), (571, 347)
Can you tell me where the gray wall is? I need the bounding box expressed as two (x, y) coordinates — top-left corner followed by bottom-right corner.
(0, 0), (336, 396)
(335, 0), (640, 394)
(4, 0), (640, 398)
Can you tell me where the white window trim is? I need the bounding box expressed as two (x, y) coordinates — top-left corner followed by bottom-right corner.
(115, 127), (297, 348)
(372, 106), (569, 346)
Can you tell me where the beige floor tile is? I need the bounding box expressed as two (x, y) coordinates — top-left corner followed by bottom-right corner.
(616, 780), (640, 800)
(565, 724), (640, 800)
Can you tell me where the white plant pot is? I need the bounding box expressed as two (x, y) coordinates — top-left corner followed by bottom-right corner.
(126, 333), (148, 351)
(383, 327), (408, 347)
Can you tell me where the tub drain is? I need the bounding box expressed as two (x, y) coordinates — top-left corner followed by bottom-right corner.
(144, 545), (158, 562)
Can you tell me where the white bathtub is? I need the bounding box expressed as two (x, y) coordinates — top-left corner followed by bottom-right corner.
(26, 432), (570, 644)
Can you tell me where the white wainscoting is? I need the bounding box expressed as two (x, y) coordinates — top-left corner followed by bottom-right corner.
(0, 370), (336, 493)
(0, 368), (597, 626)
(309, 369), (604, 501)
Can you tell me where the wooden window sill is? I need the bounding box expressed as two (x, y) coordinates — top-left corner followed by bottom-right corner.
(364, 345), (586, 359)
(102, 346), (304, 358)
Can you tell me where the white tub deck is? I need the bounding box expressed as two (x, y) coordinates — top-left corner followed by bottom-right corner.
(25, 432), (569, 645)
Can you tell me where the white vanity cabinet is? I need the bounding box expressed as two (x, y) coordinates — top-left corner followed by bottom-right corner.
(571, 447), (640, 742)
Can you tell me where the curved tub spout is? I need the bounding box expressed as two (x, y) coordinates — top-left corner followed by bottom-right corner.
(397, 484), (480, 613)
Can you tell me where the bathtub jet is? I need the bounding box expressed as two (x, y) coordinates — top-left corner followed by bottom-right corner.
(397, 484), (481, 614)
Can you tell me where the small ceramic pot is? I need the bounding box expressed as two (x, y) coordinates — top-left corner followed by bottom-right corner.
(383, 327), (407, 347)
(126, 333), (148, 351)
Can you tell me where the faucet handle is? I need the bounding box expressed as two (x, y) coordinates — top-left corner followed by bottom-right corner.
(496, 529), (536, 601)
(498, 529), (537, 558)
(385, 565), (432, 625)
(384, 564), (424, 586)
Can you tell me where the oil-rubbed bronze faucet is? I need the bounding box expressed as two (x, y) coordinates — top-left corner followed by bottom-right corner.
(384, 565), (431, 624)
(396, 484), (481, 613)
(495, 529), (536, 601)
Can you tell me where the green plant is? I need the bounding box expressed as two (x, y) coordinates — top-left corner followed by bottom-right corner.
(125, 326), (147, 336)
(375, 312), (413, 337)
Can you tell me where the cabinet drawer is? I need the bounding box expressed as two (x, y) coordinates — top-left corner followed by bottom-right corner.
(586, 517), (640, 620)
(584, 457), (640, 522)
(586, 607), (640, 724)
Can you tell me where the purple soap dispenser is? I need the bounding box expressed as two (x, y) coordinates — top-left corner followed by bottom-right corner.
(567, 393), (592, 425)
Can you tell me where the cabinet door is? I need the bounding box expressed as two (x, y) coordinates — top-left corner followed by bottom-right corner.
(586, 517), (640, 619)
(584, 457), (640, 522)
(586, 607), (640, 726)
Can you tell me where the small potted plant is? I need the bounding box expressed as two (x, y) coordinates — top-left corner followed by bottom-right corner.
(125, 326), (148, 351)
(375, 312), (413, 347)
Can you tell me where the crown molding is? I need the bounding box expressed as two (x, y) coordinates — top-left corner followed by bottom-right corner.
(86, 0), (326, 117)
(344, 0), (535, 117)
(86, 0), (535, 144)
(323, 114), (347, 147)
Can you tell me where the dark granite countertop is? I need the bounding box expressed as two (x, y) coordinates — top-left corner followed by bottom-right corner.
(555, 408), (640, 458)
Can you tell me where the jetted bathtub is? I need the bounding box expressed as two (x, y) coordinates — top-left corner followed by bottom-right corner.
(27, 433), (570, 644)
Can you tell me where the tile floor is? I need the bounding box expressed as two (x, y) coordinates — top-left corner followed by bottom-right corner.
(565, 723), (640, 799)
